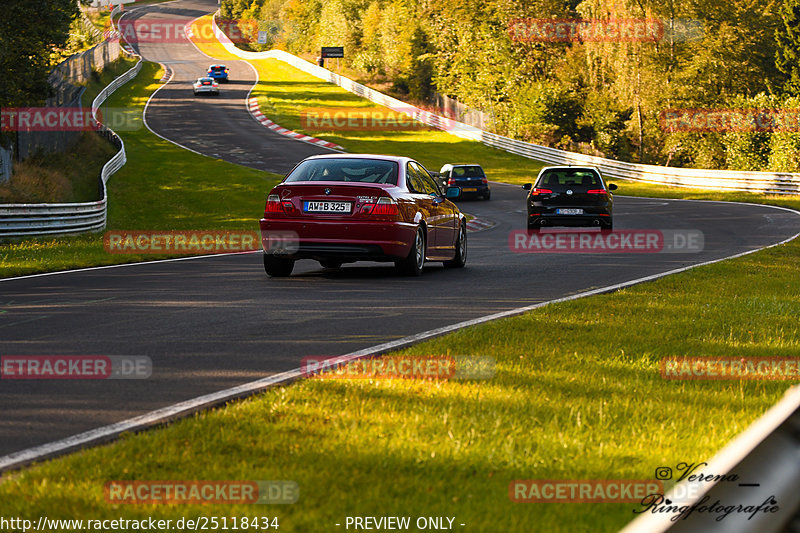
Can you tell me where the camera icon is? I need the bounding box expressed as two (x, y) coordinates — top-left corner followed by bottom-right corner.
(655, 467), (673, 480)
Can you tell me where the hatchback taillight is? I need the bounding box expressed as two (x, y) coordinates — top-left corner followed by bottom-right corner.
(586, 189), (607, 194)
(447, 178), (456, 186)
(265, 194), (282, 213)
(530, 188), (553, 195)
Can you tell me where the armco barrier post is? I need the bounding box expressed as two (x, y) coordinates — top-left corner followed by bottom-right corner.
(0, 145), (12, 185)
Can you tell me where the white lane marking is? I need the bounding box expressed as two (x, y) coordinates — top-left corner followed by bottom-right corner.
(0, 251), (260, 283)
(2, 223), (799, 472)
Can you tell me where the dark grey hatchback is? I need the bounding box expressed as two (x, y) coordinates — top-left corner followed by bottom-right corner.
(523, 166), (617, 230)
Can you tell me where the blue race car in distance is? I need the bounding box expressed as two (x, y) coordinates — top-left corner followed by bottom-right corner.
(207, 64), (229, 82)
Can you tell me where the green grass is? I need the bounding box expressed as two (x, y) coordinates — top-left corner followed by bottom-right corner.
(0, 61), (281, 278)
(81, 55), (140, 108)
(2, 228), (799, 531)
(84, 7), (113, 35)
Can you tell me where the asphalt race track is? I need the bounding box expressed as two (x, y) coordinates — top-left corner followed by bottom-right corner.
(1, 0), (799, 459)
(132, 0), (332, 173)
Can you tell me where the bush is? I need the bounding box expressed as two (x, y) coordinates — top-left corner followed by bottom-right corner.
(768, 96), (800, 172)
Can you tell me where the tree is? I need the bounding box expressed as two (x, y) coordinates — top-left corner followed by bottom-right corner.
(408, 27), (434, 101)
(775, 0), (800, 95)
(0, 0), (79, 108)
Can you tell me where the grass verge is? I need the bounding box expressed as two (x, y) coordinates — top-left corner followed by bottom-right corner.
(0, 61), (281, 278)
(81, 55), (140, 108)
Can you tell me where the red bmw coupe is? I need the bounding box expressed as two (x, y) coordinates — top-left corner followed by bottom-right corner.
(259, 154), (467, 277)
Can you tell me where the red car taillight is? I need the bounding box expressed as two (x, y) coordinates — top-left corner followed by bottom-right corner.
(361, 197), (400, 216)
(586, 189), (607, 194)
(447, 178), (456, 186)
(481, 178), (488, 185)
(282, 200), (296, 214)
(530, 188), (552, 195)
(265, 194), (282, 213)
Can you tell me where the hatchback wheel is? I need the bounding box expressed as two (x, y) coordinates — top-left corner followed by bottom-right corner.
(263, 254), (294, 277)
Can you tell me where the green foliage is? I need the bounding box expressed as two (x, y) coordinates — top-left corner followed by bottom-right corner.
(767, 96), (800, 171)
(582, 91), (633, 159)
(0, 0), (79, 108)
(408, 27), (434, 101)
(775, 0), (800, 95)
(722, 93), (777, 172)
(218, 0), (800, 171)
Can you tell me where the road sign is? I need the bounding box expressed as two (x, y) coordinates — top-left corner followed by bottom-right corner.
(321, 46), (344, 58)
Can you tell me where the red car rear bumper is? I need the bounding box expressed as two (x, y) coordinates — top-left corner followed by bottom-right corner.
(259, 218), (416, 261)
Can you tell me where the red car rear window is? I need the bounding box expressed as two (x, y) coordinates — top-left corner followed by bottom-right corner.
(285, 159), (398, 185)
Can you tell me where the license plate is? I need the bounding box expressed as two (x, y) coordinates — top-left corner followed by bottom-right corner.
(303, 201), (351, 213)
(556, 208), (584, 215)
(463, 188), (477, 192)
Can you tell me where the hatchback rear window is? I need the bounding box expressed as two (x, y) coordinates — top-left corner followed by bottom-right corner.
(451, 166), (485, 178)
(536, 169), (602, 189)
(285, 159), (399, 185)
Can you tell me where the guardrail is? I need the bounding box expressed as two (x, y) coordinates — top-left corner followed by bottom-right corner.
(210, 16), (800, 195)
(0, 16), (142, 240)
